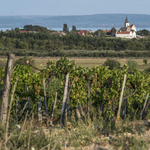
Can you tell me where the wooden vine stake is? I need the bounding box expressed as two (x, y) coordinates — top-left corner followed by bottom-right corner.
(86, 80), (91, 118)
(141, 93), (149, 118)
(25, 86), (30, 114)
(43, 78), (48, 114)
(78, 99), (85, 118)
(5, 78), (18, 148)
(60, 73), (69, 128)
(48, 76), (53, 100)
(74, 107), (81, 120)
(19, 101), (28, 118)
(122, 98), (127, 119)
(0, 53), (15, 125)
(38, 97), (42, 122)
(16, 97), (19, 121)
(142, 96), (150, 120)
(50, 92), (57, 126)
(117, 74), (127, 121)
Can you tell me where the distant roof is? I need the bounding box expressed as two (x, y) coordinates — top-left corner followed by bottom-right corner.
(130, 24), (136, 28)
(52, 31), (66, 36)
(75, 32), (85, 35)
(80, 30), (89, 33)
(116, 31), (130, 34)
(19, 31), (29, 33)
(103, 30), (111, 33)
(119, 27), (126, 31)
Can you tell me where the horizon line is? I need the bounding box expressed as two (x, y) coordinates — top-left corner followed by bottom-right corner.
(0, 13), (150, 17)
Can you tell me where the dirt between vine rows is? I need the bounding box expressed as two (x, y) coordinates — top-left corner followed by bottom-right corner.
(30, 120), (150, 150)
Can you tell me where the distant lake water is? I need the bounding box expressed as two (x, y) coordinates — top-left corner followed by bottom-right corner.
(1, 27), (150, 32)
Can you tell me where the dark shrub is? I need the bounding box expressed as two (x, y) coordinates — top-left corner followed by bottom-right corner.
(143, 59), (148, 65)
(126, 60), (138, 73)
(103, 59), (121, 70)
(144, 67), (150, 74)
(15, 56), (35, 68)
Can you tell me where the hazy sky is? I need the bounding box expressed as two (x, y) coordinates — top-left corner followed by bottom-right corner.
(1, 0), (150, 16)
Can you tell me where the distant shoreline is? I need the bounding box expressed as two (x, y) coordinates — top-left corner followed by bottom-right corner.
(1, 27), (150, 31)
(1, 14), (150, 30)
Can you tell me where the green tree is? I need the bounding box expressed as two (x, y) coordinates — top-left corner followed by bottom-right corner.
(144, 67), (150, 74)
(72, 25), (76, 31)
(18, 41), (28, 49)
(94, 29), (105, 37)
(126, 60), (138, 73)
(14, 27), (20, 33)
(103, 59), (121, 70)
(110, 27), (116, 34)
(63, 24), (69, 33)
(143, 59), (148, 65)
(137, 29), (149, 36)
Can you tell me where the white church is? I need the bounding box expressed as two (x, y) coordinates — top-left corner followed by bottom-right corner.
(115, 16), (136, 39)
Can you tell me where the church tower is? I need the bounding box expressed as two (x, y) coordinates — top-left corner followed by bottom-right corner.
(124, 16), (130, 27)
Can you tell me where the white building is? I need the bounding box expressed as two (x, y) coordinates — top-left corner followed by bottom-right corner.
(130, 24), (136, 32)
(115, 16), (136, 38)
(116, 31), (136, 39)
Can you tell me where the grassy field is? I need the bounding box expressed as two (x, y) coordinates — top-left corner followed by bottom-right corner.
(1, 56), (150, 70)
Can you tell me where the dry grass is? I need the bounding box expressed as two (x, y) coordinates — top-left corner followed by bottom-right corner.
(1, 116), (150, 150)
(1, 56), (150, 70)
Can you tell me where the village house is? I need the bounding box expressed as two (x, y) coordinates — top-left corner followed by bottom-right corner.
(51, 31), (66, 36)
(19, 31), (38, 33)
(115, 16), (136, 39)
(116, 31), (136, 39)
(75, 30), (90, 36)
(103, 29), (111, 35)
(75, 32), (85, 36)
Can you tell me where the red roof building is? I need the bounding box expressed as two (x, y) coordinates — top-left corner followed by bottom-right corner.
(75, 32), (85, 36)
(80, 30), (89, 33)
(115, 30), (136, 39)
(116, 31), (130, 34)
(19, 31), (29, 33)
(103, 30), (111, 33)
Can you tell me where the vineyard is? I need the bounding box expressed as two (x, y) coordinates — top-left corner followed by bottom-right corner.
(0, 54), (150, 149)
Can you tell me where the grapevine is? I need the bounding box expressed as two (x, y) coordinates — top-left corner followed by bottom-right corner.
(0, 57), (149, 120)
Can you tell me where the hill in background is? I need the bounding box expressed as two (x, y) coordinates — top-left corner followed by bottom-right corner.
(0, 14), (150, 29)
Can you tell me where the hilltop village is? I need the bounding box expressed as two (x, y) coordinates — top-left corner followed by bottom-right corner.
(1, 15), (150, 58)
(50, 16), (137, 39)
(15, 16), (139, 39)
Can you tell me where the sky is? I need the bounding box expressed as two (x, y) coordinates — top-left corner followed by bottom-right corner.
(0, 0), (150, 16)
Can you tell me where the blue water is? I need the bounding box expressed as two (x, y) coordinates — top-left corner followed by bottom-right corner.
(1, 27), (150, 31)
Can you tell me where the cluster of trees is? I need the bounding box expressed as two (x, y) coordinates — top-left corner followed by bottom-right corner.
(23, 25), (48, 32)
(103, 59), (150, 74)
(1, 49), (150, 58)
(136, 29), (150, 36)
(13, 25), (53, 33)
(64, 24), (116, 35)
(1, 30), (150, 51)
(0, 25), (150, 57)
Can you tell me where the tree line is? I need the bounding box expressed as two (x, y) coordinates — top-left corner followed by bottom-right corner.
(1, 31), (150, 50)
(0, 25), (150, 57)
